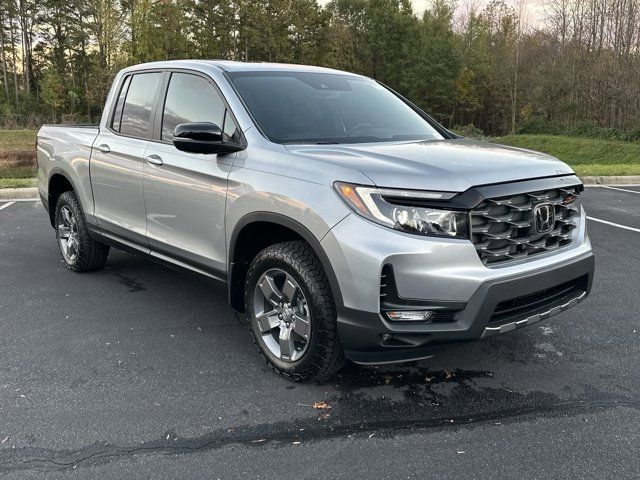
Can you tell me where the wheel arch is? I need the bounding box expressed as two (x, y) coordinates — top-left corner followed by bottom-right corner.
(228, 212), (343, 312)
(47, 169), (81, 227)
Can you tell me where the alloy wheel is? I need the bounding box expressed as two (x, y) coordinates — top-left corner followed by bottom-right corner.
(58, 205), (80, 263)
(253, 268), (311, 362)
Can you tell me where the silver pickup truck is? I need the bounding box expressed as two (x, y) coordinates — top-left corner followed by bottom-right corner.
(37, 60), (594, 381)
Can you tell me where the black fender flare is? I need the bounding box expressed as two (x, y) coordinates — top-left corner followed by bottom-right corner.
(46, 168), (84, 227)
(228, 212), (344, 311)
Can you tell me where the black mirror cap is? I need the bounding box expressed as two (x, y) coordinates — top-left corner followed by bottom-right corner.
(172, 122), (244, 155)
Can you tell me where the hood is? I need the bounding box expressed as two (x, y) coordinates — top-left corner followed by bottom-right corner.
(285, 139), (574, 192)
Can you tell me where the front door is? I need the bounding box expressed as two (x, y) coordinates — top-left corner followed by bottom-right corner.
(142, 72), (241, 274)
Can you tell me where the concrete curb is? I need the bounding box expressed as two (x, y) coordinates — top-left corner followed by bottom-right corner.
(0, 187), (39, 200)
(580, 175), (640, 185)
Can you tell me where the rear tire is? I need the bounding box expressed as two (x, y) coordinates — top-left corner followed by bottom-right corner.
(55, 191), (109, 272)
(245, 241), (344, 382)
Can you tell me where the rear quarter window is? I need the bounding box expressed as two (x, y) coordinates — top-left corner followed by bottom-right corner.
(110, 75), (131, 132)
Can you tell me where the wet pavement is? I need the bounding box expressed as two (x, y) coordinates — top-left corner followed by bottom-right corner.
(0, 187), (638, 479)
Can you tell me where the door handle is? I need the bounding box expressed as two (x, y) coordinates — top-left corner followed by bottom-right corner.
(145, 154), (163, 166)
(96, 144), (110, 154)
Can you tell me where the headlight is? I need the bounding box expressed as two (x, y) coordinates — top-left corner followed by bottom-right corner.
(334, 182), (469, 239)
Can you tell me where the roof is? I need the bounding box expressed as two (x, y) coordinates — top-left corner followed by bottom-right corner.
(123, 59), (363, 77)
(209, 60), (357, 76)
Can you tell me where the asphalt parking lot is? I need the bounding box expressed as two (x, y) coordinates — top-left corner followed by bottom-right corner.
(1, 186), (639, 479)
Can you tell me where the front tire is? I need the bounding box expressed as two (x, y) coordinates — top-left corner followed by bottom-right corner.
(55, 191), (109, 272)
(245, 241), (344, 382)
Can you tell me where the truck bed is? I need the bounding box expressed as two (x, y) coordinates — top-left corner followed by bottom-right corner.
(36, 124), (100, 216)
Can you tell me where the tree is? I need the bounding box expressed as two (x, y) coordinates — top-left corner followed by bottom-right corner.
(1, 0), (640, 135)
(39, 69), (64, 121)
(410, 0), (461, 124)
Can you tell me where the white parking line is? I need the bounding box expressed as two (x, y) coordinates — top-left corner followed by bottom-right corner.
(585, 184), (640, 188)
(0, 201), (16, 211)
(601, 185), (640, 195)
(587, 216), (640, 233)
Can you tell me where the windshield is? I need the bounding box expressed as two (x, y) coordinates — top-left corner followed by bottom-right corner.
(228, 71), (444, 144)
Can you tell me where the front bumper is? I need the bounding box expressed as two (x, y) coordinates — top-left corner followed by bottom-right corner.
(337, 251), (593, 364)
(321, 208), (594, 365)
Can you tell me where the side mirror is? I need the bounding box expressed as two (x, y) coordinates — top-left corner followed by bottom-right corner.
(172, 122), (243, 155)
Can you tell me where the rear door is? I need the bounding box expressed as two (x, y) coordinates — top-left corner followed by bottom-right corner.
(91, 71), (163, 246)
(142, 71), (242, 274)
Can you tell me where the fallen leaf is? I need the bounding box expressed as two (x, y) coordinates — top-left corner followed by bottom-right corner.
(425, 376), (433, 383)
(382, 375), (393, 385)
(445, 370), (454, 379)
(313, 401), (331, 410)
(0, 437), (9, 445)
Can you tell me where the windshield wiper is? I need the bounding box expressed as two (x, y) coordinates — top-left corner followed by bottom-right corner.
(315, 140), (340, 145)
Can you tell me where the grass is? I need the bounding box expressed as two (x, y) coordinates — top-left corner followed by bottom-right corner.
(0, 164), (37, 178)
(0, 177), (37, 189)
(493, 134), (640, 176)
(0, 129), (37, 188)
(0, 164), (37, 189)
(0, 129), (37, 150)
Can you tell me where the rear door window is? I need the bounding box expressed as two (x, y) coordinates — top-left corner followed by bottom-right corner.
(118, 72), (163, 138)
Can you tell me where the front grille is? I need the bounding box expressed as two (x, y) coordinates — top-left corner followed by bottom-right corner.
(471, 186), (580, 265)
(488, 275), (588, 327)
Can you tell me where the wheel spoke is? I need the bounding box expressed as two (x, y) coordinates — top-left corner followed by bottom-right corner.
(260, 275), (283, 306)
(256, 310), (279, 333)
(278, 326), (295, 360)
(67, 238), (78, 257)
(282, 275), (298, 303)
(292, 313), (309, 340)
(61, 238), (70, 256)
(61, 207), (72, 226)
(58, 225), (71, 239)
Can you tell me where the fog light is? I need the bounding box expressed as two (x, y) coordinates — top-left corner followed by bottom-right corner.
(385, 310), (434, 322)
